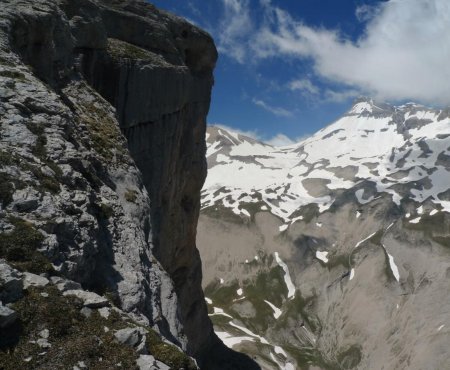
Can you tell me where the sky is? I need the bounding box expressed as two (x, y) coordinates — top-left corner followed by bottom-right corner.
(151, 0), (450, 145)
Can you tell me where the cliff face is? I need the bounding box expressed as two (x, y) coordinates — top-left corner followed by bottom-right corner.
(65, 0), (217, 360)
(0, 0), (258, 368)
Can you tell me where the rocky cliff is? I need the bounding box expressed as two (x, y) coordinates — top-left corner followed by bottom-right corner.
(0, 0), (258, 368)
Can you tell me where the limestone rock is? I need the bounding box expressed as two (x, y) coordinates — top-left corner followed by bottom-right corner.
(50, 277), (82, 292)
(0, 0), (256, 368)
(136, 355), (170, 370)
(63, 290), (110, 308)
(23, 273), (50, 289)
(0, 261), (23, 303)
(114, 327), (142, 348)
(0, 304), (18, 328)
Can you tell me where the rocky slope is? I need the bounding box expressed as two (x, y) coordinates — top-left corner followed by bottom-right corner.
(0, 0), (258, 368)
(198, 99), (450, 369)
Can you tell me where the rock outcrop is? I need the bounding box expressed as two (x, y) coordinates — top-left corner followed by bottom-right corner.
(0, 0), (258, 368)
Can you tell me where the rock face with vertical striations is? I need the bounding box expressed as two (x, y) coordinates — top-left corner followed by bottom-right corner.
(0, 0), (258, 368)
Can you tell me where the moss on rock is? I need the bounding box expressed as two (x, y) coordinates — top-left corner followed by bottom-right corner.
(0, 217), (53, 274)
(145, 330), (197, 370)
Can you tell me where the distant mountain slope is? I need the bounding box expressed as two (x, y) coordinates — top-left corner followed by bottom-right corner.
(197, 99), (450, 370)
(203, 98), (450, 224)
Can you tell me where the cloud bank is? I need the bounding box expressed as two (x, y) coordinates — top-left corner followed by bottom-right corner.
(218, 0), (450, 105)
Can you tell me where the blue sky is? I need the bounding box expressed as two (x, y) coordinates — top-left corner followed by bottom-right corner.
(151, 0), (450, 145)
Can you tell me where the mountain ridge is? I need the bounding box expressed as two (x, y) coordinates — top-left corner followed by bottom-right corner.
(203, 99), (450, 225)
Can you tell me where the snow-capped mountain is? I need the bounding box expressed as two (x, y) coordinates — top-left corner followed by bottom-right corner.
(203, 98), (450, 224)
(197, 99), (450, 370)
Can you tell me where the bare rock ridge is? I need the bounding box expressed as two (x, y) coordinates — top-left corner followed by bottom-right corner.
(0, 0), (259, 368)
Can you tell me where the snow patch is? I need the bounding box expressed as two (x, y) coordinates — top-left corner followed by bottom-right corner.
(349, 268), (355, 281)
(387, 253), (400, 282)
(274, 346), (287, 357)
(279, 224), (288, 232)
(237, 288), (243, 296)
(205, 297), (212, 304)
(382, 244), (400, 282)
(210, 307), (233, 319)
(264, 300), (282, 319)
(215, 331), (254, 348)
(409, 217), (421, 224)
(354, 232), (377, 249)
(274, 252), (296, 299)
(228, 321), (269, 345)
(315, 251), (329, 263)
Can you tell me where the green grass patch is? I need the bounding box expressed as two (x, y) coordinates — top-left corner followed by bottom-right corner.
(146, 330), (196, 370)
(285, 345), (334, 370)
(0, 217), (53, 274)
(0, 70), (26, 81)
(204, 280), (240, 307)
(124, 189), (138, 203)
(0, 286), (138, 369)
(107, 38), (155, 61)
(79, 100), (127, 163)
(276, 293), (321, 334)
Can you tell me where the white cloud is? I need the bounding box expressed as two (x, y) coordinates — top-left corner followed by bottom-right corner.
(355, 4), (380, 22)
(217, 0), (253, 63)
(252, 98), (293, 117)
(288, 78), (320, 95)
(323, 88), (362, 103)
(217, 0), (450, 105)
(265, 134), (295, 146)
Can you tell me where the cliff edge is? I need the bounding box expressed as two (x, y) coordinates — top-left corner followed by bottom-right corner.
(0, 0), (259, 368)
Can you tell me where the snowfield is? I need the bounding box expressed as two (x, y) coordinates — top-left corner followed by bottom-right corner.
(202, 100), (450, 222)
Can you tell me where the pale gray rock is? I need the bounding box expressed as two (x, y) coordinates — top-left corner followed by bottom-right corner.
(97, 307), (110, 319)
(23, 273), (50, 289)
(136, 355), (170, 370)
(80, 307), (93, 318)
(11, 188), (40, 212)
(114, 327), (142, 348)
(56, 280), (82, 292)
(36, 338), (52, 349)
(0, 261), (23, 303)
(39, 329), (49, 339)
(63, 290), (109, 308)
(0, 304), (18, 328)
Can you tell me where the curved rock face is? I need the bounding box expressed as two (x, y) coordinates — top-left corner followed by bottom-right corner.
(0, 0), (259, 368)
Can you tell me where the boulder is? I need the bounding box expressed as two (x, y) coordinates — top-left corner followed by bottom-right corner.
(0, 260), (23, 303)
(23, 272), (50, 289)
(63, 290), (110, 308)
(0, 304), (18, 328)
